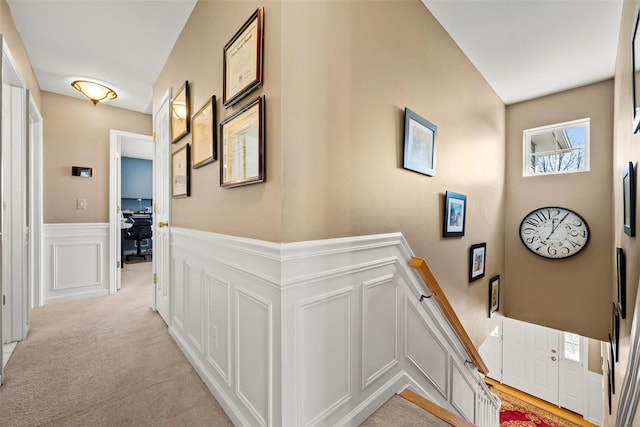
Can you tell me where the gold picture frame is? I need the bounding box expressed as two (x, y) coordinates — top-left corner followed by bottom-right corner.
(223, 8), (264, 107)
(171, 81), (190, 143)
(192, 96), (216, 168)
(172, 144), (190, 198)
(220, 96), (265, 188)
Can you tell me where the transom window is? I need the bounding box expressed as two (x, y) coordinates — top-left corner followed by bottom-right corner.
(523, 118), (590, 176)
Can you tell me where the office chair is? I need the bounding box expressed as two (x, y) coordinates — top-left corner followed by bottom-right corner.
(124, 219), (153, 261)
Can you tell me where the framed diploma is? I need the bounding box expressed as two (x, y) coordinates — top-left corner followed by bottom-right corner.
(192, 96), (216, 168)
(171, 81), (190, 143)
(220, 96), (265, 188)
(223, 8), (264, 107)
(172, 144), (190, 198)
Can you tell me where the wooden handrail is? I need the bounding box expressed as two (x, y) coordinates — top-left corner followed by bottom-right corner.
(410, 257), (489, 375)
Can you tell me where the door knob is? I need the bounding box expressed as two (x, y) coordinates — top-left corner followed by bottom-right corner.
(158, 221), (169, 228)
(551, 356), (557, 362)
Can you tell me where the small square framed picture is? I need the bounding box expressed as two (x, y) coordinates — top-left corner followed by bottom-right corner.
(488, 275), (500, 318)
(469, 243), (486, 282)
(443, 191), (467, 237)
(403, 108), (437, 176)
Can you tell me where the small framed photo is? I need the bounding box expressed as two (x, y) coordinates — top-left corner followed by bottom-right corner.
(469, 243), (486, 282)
(623, 161), (635, 236)
(488, 275), (500, 318)
(192, 96), (216, 168)
(403, 108), (437, 176)
(171, 81), (191, 144)
(612, 303), (620, 362)
(617, 247), (626, 319)
(223, 8), (264, 107)
(172, 144), (190, 198)
(609, 339), (615, 394)
(443, 191), (467, 237)
(220, 96), (265, 188)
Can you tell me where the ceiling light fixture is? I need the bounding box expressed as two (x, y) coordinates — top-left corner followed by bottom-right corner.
(71, 80), (117, 105)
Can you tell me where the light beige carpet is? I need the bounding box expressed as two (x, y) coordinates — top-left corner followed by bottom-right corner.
(0, 262), (233, 427)
(361, 395), (453, 426)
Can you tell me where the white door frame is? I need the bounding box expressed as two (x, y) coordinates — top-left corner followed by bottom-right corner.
(1, 36), (29, 347)
(109, 130), (153, 294)
(28, 92), (43, 309)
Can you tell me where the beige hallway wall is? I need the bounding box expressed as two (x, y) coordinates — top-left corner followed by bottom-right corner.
(42, 92), (151, 223)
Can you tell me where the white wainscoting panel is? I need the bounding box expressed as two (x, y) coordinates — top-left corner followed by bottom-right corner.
(586, 371), (603, 426)
(167, 229), (499, 427)
(43, 223), (109, 304)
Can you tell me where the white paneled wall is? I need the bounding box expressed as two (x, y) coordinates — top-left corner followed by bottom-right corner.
(42, 223), (109, 305)
(169, 229), (499, 426)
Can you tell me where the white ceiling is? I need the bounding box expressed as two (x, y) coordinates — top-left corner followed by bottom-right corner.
(422, 0), (624, 105)
(6, 0), (197, 113)
(5, 1), (625, 112)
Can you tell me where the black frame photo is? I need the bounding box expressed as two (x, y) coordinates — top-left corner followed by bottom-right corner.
(488, 275), (500, 318)
(623, 161), (636, 237)
(443, 191), (467, 237)
(469, 243), (486, 282)
(172, 144), (190, 198)
(223, 8), (264, 107)
(402, 108), (437, 177)
(612, 303), (620, 362)
(617, 247), (627, 319)
(170, 81), (191, 144)
(191, 96), (216, 168)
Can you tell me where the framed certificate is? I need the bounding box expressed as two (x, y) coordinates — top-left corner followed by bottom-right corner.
(191, 96), (216, 168)
(171, 81), (190, 143)
(223, 8), (264, 107)
(172, 144), (190, 198)
(220, 96), (265, 188)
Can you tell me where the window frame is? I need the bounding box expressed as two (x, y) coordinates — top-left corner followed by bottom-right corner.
(523, 118), (591, 177)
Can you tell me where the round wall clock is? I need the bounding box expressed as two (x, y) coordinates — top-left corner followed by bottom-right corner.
(519, 207), (590, 259)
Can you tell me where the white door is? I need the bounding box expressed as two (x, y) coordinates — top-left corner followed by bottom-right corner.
(479, 323), (503, 382)
(559, 332), (587, 415)
(152, 89), (171, 325)
(109, 135), (122, 292)
(503, 317), (560, 404)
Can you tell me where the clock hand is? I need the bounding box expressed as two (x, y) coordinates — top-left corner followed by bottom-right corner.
(550, 212), (570, 237)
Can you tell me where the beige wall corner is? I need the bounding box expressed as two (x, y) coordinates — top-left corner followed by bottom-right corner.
(0, 0), (41, 108)
(504, 80), (614, 341)
(42, 92), (151, 223)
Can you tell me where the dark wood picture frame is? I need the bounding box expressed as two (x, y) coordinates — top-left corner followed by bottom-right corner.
(609, 338), (615, 394)
(612, 303), (620, 362)
(172, 144), (190, 198)
(469, 243), (486, 282)
(403, 108), (437, 177)
(617, 247), (627, 319)
(191, 96), (216, 168)
(220, 96), (265, 188)
(443, 191), (467, 237)
(223, 8), (264, 107)
(623, 161), (636, 237)
(171, 81), (191, 144)
(488, 275), (500, 318)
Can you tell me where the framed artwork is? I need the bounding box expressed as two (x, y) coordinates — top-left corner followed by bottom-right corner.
(469, 243), (486, 282)
(623, 161), (635, 237)
(171, 81), (191, 143)
(443, 191), (467, 237)
(172, 144), (190, 198)
(488, 275), (500, 318)
(220, 96), (265, 188)
(617, 247), (627, 319)
(612, 303), (620, 362)
(192, 96), (216, 168)
(607, 364), (612, 414)
(223, 8), (264, 107)
(609, 339), (615, 394)
(402, 108), (437, 177)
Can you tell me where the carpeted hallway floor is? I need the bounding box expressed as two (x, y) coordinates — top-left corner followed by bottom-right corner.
(0, 262), (233, 427)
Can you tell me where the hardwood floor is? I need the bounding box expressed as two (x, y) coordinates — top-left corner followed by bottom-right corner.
(485, 378), (598, 427)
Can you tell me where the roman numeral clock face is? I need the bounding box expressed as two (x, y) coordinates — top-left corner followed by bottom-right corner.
(519, 207), (590, 259)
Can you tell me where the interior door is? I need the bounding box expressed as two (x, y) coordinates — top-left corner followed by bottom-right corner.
(503, 317), (560, 405)
(559, 333), (587, 415)
(152, 89), (171, 325)
(109, 135), (122, 292)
